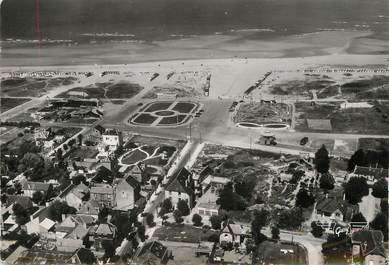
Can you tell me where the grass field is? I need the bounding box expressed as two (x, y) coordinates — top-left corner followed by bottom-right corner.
(1, 77), (78, 97)
(295, 101), (389, 134)
(0, 98), (31, 113)
(153, 225), (218, 243)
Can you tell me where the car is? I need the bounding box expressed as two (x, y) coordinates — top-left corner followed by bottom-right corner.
(137, 103), (143, 106)
(300, 137), (309, 146)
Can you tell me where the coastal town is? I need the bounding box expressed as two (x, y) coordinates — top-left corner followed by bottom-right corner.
(0, 56), (388, 265)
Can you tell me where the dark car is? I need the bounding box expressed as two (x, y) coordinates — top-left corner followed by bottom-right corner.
(300, 137), (309, 146)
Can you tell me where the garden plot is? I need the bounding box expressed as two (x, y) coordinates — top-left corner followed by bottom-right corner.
(120, 135), (185, 168)
(129, 101), (199, 127)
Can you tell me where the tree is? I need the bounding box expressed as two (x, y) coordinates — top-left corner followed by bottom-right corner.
(63, 144), (69, 151)
(347, 149), (365, 172)
(77, 134), (83, 146)
(102, 240), (115, 259)
(98, 207), (110, 222)
(311, 221), (324, 238)
(56, 148), (63, 160)
(295, 188), (315, 208)
(68, 139), (76, 147)
(278, 208), (304, 229)
(344, 177), (369, 204)
(48, 201), (77, 222)
(351, 212), (367, 223)
(18, 153), (44, 173)
(209, 215), (223, 230)
(217, 182), (235, 211)
(251, 209), (269, 245)
(177, 200), (190, 216)
(271, 226), (280, 240)
(217, 182), (247, 211)
(372, 178), (388, 198)
(370, 212), (388, 241)
(12, 203), (29, 225)
(136, 224), (146, 242)
(31, 191), (44, 205)
(192, 214), (202, 227)
(173, 209), (183, 223)
(145, 213), (155, 227)
(319, 173), (335, 190)
(159, 198), (173, 216)
(315, 145), (330, 174)
(72, 175), (86, 185)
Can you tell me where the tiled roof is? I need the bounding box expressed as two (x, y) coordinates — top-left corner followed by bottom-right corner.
(136, 241), (171, 264)
(352, 230), (386, 258)
(90, 184), (113, 195)
(165, 167), (194, 196)
(6, 195), (33, 209)
(94, 223), (116, 237)
(22, 181), (51, 192)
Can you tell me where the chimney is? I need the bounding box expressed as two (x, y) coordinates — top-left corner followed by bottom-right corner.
(61, 214), (66, 221)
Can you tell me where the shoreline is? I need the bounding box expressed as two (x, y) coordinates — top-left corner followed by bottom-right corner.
(1, 30), (388, 68)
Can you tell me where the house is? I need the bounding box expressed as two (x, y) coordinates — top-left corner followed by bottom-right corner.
(90, 222), (116, 252)
(351, 230), (386, 265)
(25, 207), (56, 235)
(114, 176), (141, 211)
(102, 129), (123, 150)
(123, 163), (146, 183)
(201, 175), (230, 192)
(21, 181), (52, 198)
(91, 166), (113, 184)
(77, 200), (101, 218)
(55, 223), (89, 252)
(314, 192), (359, 225)
(94, 125), (106, 135)
(195, 186), (220, 219)
(5, 195), (33, 210)
(349, 166), (387, 184)
(68, 248), (97, 264)
(133, 240), (173, 265)
(90, 184), (114, 208)
(219, 221), (248, 247)
(164, 167), (195, 208)
(58, 183), (89, 210)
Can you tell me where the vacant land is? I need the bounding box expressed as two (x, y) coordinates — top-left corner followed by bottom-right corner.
(67, 146), (99, 160)
(358, 138), (389, 152)
(341, 75), (389, 99)
(234, 102), (291, 125)
(56, 81), (143, 99)
(0, 98), (31, 113)
(1, 77), (78, 97)
(295, 101), (389, 134)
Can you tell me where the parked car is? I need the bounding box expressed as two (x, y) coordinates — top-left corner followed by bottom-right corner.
(300, 137), (309, 146)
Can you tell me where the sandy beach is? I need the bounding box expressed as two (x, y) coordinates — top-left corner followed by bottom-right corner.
(1, 30), (388, 67)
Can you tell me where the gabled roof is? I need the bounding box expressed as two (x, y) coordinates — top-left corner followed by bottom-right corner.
(351, 230), (386, 258)
(222, 221), (244, 235)
(71, 248), (96, 264)
(165, 167), (194, 196)
(135, 241), (171, 264)
(91, 166), (113, 184)
(90, 184), (113, 195)
(66, 224), (89, 240)
(6, 195), (33, 209)
(22, 181), (51, 192)
(31, 206), (52, 223)
(316, 195), (358, 221)
(94, 222), (116, 237)
(94, 125), (106, 135)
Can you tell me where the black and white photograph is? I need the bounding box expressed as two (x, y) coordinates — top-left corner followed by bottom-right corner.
(0, 0), (388, 264)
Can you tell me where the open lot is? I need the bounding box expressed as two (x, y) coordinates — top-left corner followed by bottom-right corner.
(1, 76), (78, 97)
(55, 81), (143, 99)
(234, 101), (291, 127)
(254, 240), (307, 265)
(294, 101), (389, 134)
(0, 98), (31, 113)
